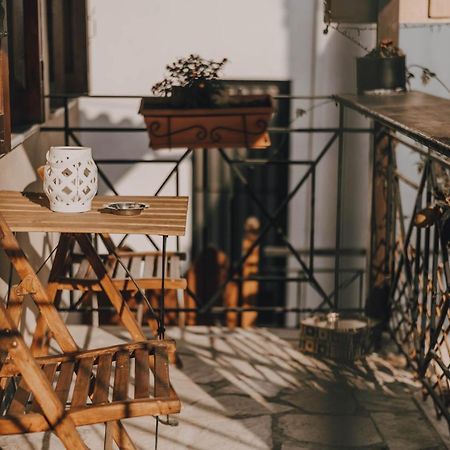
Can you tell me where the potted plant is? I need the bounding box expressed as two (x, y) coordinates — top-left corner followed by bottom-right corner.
(356, 40), (406, 94)
(139, 55), (274, 149)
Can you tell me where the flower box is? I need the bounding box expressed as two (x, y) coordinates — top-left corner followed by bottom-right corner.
(139, 94), (274, 150)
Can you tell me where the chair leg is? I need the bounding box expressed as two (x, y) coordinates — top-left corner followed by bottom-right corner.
(104, 421), (113, 450)
(53, 417), (88, 450)
(111, 420), (138, 450)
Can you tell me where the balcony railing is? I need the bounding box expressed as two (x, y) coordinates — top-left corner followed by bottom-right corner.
(37, 90), (450, 424)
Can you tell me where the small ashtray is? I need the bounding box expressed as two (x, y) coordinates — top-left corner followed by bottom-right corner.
(103, 202), (149, 216)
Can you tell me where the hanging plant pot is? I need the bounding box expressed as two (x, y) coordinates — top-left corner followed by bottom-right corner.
(139, 94), (274, 150)
(356, 55), (406, 94)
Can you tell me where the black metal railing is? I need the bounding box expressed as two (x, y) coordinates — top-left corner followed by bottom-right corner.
(385, 137), (450, 423)
(36, 91), (450, 423)
(40, 92), (369, 320)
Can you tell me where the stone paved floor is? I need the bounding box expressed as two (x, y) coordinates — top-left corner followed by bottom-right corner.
(0, 326), (449, 449)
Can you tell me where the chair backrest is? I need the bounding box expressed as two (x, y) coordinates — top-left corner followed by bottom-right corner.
(0, 301), (87, 448)
(0, 212), (79, 354)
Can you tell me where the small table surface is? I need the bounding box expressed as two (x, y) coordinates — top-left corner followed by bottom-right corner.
(0, 191), (188, 236)
(335, 91), (450, 156)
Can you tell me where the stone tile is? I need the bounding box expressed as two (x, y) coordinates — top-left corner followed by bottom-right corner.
(355, 389), (418, 413)
(279, 414), (383, 447)
(371, 412), (447, 450)
(215, 394), (293, 416)
(413, 392), (450, 449)
(241, 415), (273, 448)
(176, 353), (225, 385)
(0, 326), (445, 450)
(281, 389), (357, 415)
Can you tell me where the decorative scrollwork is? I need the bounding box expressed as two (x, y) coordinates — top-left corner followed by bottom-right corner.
(146, 115), (270, 148)
(148, 120), (208, 143)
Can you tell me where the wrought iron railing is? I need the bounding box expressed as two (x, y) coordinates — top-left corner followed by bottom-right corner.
(386, 137), (450, 423)
(40, 92), (369, 320)
(38, 90), (450, 423)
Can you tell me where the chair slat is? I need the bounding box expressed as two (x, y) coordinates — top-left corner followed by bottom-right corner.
(8, 377), (31, 415)
(55, 362), (75, 405)
(114, 257), (130, 279)
(113, 350), (130, 401)
(30, 363), (58, 412)
(129, 256), (143, 278)
(143, 255), (155, 278)
(154, 347), (170, 398)
(170, 255), (181, 279)
(74, 259), (92, 279)
(71, 357), (94, 408)
(134, 348), (150, 399)
(0, 378), (14, 415)
(155, 256), (163, 278)
(92, 353), (113, 404)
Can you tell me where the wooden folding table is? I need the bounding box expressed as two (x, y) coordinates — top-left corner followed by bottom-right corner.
(0, 190), (188, 350)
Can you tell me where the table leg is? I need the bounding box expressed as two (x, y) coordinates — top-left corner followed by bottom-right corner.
(74, 234), (146, 341)
(31, 234), (73, 355)
(0, 216), (78, 353)
(158, 235), (168, 339)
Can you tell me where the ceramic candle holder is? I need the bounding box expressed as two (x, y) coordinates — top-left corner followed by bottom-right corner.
(43, 146), (98, 213)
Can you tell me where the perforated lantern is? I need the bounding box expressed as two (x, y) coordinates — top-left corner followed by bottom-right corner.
(43, 146), (98, 213)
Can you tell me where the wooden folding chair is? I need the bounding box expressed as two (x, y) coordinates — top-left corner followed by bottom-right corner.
(29, 232), (187, 354)
(57, 234), (187, 325)
(0, 214), (181, 448)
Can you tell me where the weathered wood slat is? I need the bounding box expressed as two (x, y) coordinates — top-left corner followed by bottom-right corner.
(143, 255), (155, 278)
(0, 398), (181, 434)
(134, 349), (150, 399)
(30, 363), (58, 412)
(74, 259), (92, 279)
(113, 351), (130, 402)
(113, 257), (130, 279)
(53, 278), (187, 291)
(8, 377), (32, 415)
(71, 358), (94, 408)
(170, 255), (181, 279)
(0, 192), (188, 236)
(155, 256), (163, 278)
(0, 340), (176, 377)
(129, 257), (143, 278)
(154, 347), (170, 398)
(55, 362), (75, 405)
(92, 354), (113, 404)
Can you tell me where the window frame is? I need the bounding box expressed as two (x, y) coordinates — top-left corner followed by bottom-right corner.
(47, 0), (89, 109)
(7, 0), (44, 128)
(0, 0), (10, 153)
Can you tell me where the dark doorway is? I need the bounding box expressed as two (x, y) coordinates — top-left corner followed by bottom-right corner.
(192, 79), (291, 326)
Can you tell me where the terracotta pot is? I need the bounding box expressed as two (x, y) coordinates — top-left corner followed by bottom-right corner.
(139, 95), (274, 150)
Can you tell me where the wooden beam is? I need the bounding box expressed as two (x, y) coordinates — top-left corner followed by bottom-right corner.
(377, 0), (400, 46)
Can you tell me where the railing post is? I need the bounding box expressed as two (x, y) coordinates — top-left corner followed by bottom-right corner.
(367, 124), (392, 326)
(334, 104), (344, 310)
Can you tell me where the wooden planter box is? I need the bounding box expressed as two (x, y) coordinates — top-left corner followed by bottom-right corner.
(139, 95), (274, 150)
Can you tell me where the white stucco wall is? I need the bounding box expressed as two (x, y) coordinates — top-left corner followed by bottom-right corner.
(81, 0), (290, 255)
(82, 0), (450, 324)
(1, 0), (449, 327)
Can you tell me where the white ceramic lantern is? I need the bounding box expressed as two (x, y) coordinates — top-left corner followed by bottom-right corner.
(43, 146), (98, 213)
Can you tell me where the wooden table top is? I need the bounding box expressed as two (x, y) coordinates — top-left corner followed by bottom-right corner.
(0, 191), (188, 236)
(335, 91), (450, 157)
